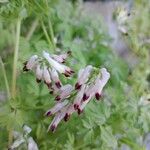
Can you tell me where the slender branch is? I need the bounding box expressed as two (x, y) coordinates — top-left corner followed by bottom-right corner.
(8, 129), (13, 148)
(48, 19), (56, 50)
(26, 18), (39, 41)
(41, 21), (54, 51)
(0, 57), (10, 99)
(11, 18), (21, 99)
(45, 0), (56, 50)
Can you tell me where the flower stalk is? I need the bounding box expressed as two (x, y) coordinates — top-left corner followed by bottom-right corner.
(11, 18), (21, 99)
(0, 57), (10, 99)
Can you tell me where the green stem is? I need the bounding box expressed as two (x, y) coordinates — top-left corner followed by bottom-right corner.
(48, 20), (56, 50)
(26, 18), (39, 41)
(11, 18), (21, 99)
(0, 57), (10, 99)
(41, 21), (54, 51)
(45, 0), (56, 50)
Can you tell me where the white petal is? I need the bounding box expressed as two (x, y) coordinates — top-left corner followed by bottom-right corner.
(77, 65), (93, 85)
(26, 55), (38, 70)
(45, 100), (68, 116)
(43, 52), (67, 73)
(36, 65), (43, 81)
(55, 84), (73, 101)
(10, 137), (25, 149)
(23, 125), (32, 134)
(48, 108), (66, 132)
(73, 84), (86, 108)
(28, 137), (39, 150)
(43, 66), (51, 84)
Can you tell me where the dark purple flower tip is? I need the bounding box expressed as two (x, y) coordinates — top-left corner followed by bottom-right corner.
(23, 61), (27, 65)
(45, 82), (52, 89)
(95, 93), (101, 100)
(63, 72), (70, 77)
(75, 83), (82, 90)
(50, 125), (56, 132)
(45, 111), (51, 116)
(82, 94), (89, 101)
(67, 50), (71, 56)
(36, 78), (41, 83)
(64, 113), (70, 122)
(23, 66), (29, 72)
(55, 96), (61, 101)
(77, 108), (83, 115)
(49, 91), (53, 95)
(70, 70), (75, 74)
(62, 60), (65, 64)
(74, 104), (79, 110)
(55, 82), (62, 88)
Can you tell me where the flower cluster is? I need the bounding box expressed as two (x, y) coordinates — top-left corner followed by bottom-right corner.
(23, 50), (73, 89)
(10, 125), (38, 150)
(23, 51), (110, 132)
(116, 7), (130, 35)
(45, 66), (110, 132)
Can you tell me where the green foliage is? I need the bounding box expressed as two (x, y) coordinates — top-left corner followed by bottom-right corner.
(0, 0), (149, 149)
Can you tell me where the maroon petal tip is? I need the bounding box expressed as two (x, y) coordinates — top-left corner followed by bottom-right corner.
(45, 111), (51, 116)
(23, 66), (29, 72)
(82, 94), (89, 101)
(49, 91), (53, 95)
(74, 104), (79, 110)
(50, 125), (56, 132)
(67, 50), (71, 55)
(55, 96), (61, 101)
(70, 70), (75, 73)
(95, 93), (101, 100)
(63, 73), (70, 77)
(75, 83), (81, 90)
(64, 113), (70, 122)
(36, 78), (41, 83)
(55, 82), (62, 88)
(77, 108), (83, 115)
(45, 82), (52, 89)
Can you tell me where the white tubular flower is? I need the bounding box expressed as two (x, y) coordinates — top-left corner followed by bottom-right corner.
(64, 104), (75, 121)
(50, 68), (62, 88)
(48, 108), (66, 132)
(43, 51), (74, 77)
(23, 125), (32, 135)
(27, 137), (39, 150)
(43, 66), (51, 88)
(35, 65), (43, 83)
(73, 84), (86, 110)
(52, 51), (71, 63)
(51, 54), (65, 63)
(94, 68), (110, 100)
(82, 84), (95, 101)
(23, 55), (38, 71)
(55, 84), (73, 101)
(118, 26), (128, 35)
(49, 84), (60, 95)
(78, 96), (92, 115)
(10, 137), (25, 149)
(117, 8), (129, 25)
(45, 100), (68, 116)
(75, 65), (93, 90)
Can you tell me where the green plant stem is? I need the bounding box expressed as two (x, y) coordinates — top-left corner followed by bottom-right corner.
(8, 129), (13, 148)
(45, 0), (56, 50)
(26, 18), (39, 41)
(0, 57), (10, 99)
(48, 20), (56, 50)
(41, 21), (54, 51)
(11, 18), (21, 99)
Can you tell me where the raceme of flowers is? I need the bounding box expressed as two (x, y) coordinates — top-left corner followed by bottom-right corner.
(23, 51), (110, 132)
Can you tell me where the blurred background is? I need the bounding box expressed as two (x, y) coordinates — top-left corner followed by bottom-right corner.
(0, 0), (149, 149)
